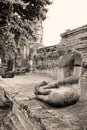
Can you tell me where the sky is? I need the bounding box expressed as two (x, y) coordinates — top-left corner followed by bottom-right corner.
(42, 0), (87, 47)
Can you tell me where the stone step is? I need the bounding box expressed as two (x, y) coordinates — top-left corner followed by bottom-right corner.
(10, 114), (25, 130)
(82, 72), (87, 77)
(4, 102), (35, 130)
(82, 73), (87, 75)
(4, 111), (30, 130)
(4, 116), (18, 130)
(12, 102), (34, 130)
(83, 74), (87, 77)
(81, 76), (87, 81)
(81, 78), (87, 82)
(0, 125), (6, 130)
(82, 75), (87, 79)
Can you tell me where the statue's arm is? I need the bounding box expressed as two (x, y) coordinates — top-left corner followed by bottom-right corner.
(43, 72), (80, 89)
(57, 75), (79, 86)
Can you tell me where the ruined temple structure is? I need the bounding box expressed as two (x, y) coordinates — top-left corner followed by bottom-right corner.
(34, 45), (59, 69)
(34, 24), (87, 79)
(59, 25), (87, 79)
(33, 45), (60, 76)
(16, 20), (43, 68)
(60, 24), (87, 62)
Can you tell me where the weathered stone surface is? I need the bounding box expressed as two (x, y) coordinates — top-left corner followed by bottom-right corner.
(0, 73), (56, 130)
(0, 86), (13, 129)
(20, 97), (87, 130)
(1, 96), (37, 130)
(1, 73), (87, 130)
(60, 25), (87, 61)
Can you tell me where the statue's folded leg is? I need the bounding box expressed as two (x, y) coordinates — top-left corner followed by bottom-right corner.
(36, 95), (48, 102)
(35, 81), (48, 95)
(35, 81), (58, 95)
(35, 87), (51, 95)
(35, 83), (81, 107)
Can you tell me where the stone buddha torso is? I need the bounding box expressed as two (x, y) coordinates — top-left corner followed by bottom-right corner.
(57, 50), (82, 82)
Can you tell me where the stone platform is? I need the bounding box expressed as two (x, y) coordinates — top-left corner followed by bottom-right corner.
(0, 73), (87, 130)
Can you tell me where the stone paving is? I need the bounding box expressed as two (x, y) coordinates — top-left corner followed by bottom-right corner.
(1, 73), (87, 130)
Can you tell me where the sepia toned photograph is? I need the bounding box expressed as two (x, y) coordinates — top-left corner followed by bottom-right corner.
(0, 0), (87, 130)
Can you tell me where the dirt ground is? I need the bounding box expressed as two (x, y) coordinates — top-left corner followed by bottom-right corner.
(1, 73), (87, 130)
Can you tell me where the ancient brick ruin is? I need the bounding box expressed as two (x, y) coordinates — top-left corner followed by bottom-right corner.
(60, 24), (87, 62)
(34, 25), (87, 79)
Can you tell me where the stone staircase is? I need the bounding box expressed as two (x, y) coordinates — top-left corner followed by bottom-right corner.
(81, 71), (87, 82)
(3, 102), (36, 130)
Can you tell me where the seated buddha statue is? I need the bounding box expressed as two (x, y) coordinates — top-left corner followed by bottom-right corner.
(35, 49), (83, 107)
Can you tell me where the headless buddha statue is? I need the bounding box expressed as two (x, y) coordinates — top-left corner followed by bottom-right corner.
(35, 49), (83, 107)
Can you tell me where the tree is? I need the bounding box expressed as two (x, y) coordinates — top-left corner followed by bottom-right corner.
(0, 0), (52, 61)
(12, 0), (52, 21)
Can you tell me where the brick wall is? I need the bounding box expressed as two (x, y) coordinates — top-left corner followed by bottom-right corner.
(60, 25), (87, 62)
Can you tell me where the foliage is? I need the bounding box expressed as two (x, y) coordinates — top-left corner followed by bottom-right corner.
(0, 0), (51, 60)
(12, 0), (52, 21)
